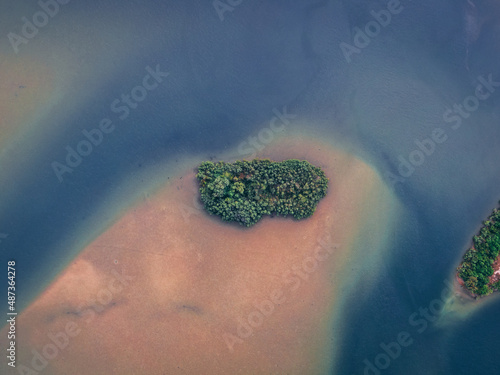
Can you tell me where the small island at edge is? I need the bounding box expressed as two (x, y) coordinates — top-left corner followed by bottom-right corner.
(196, 159), (329, 227)
(457, 202), (500, 297)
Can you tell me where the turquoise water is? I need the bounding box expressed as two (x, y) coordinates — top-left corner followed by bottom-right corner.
(1, 0), (499, 374)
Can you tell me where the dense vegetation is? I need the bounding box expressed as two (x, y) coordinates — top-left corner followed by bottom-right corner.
(196, 159), (329, 227)
(457, 203), (500, 296)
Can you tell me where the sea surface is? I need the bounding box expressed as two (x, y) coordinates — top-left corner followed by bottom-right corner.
(1, 0), (499, 374)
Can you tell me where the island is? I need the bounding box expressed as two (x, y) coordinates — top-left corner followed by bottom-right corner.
(196, 159), (329, 227)
(457, 202), (500, 297)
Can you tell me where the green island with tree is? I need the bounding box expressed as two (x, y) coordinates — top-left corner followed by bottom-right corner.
(196, 159), (329, 227)
(457, 202), (500, 297)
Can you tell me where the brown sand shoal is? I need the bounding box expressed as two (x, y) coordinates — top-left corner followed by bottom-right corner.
(1, 136), (388, 375)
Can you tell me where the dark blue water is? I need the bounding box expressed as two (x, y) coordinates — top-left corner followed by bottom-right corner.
(1, 0), (499, 373)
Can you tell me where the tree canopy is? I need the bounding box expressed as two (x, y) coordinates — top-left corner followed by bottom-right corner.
(458, 203), (500, 297)
(196, 159), (329, 227)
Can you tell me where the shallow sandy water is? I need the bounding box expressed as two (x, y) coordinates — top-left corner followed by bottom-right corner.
(0, 55), (54, 150)
(2, 135), (396, 374)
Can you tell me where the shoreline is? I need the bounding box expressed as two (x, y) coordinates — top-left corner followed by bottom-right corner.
(454, 273), (476, 301)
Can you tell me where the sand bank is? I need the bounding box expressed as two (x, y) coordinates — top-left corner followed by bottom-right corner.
(1, 135), (395, 374)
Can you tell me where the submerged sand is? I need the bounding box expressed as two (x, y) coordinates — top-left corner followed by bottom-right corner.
(0, 56), (54, 150)
(2, 136), (394, 374)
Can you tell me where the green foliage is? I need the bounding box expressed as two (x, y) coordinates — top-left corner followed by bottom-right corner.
(458, 202), (500, 297)
(492, 280), (500, 291)
(196, 159), (329, 227)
